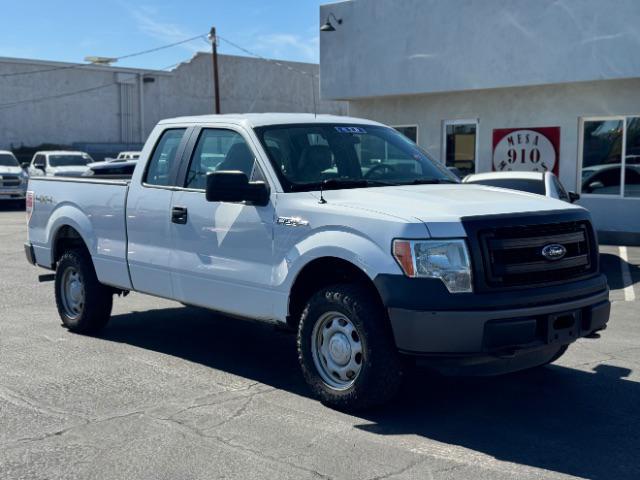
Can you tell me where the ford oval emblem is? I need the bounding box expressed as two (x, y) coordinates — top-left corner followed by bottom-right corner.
(541, 243), (567, 261)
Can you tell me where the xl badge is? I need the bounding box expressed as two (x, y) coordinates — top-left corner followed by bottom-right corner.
(541, 243), (566, 261)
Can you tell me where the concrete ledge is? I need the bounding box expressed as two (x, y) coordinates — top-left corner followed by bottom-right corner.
(598, 231), (640, 247)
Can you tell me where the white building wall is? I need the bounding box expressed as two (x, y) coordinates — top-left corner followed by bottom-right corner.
(320, 0), (640, 99)
(0, 53), (346, 150)
(348, 78), (640, 235)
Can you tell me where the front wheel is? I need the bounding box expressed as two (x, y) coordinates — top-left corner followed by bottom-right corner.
(55, 249), (113, 334)
(297, 284), (403, 410)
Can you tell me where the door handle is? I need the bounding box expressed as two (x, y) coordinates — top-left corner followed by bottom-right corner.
(171, 206), (188, 224)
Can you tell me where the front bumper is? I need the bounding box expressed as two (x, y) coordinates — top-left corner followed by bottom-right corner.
(378, 274), (610, 355)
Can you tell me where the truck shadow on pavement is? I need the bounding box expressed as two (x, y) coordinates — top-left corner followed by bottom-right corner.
(601, 252), (640, 289)
(104, 306), (639, 480)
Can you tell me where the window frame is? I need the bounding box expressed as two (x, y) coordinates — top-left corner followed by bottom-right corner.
(578, 115), (640, 200)
(176, 126), (267, 193)
(441, 118), (479, 174)
(391, 125), (419, 144)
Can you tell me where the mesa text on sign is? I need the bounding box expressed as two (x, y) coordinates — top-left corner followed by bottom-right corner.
(492, 127), (560, 175)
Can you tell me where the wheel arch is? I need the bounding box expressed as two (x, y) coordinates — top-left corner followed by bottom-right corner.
(45, 204), (96, 268)
(51, 224), (91, 266)
(286, 256), (385, 331)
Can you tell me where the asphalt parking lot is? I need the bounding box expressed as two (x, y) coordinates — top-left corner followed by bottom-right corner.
(1, 206), (639, 480)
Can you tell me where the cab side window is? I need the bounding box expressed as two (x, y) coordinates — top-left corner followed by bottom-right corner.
(144, 128), (186, 186)
(185, 129), (263, 190)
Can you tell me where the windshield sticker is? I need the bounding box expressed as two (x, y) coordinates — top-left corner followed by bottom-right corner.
(334, 126), (366, 134)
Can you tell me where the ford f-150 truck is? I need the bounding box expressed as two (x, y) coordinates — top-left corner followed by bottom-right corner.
(25, 114), (610, 410)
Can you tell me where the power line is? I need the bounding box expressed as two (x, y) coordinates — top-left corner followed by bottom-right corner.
(0, 33), (207, 78)
(216, 34), (318, 79)
(0, 32), (321, 111)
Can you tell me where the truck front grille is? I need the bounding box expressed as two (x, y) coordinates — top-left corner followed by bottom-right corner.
(479, 221), (595, 288)
(462, 211), (599, 291)
(0, 175), (21, 187)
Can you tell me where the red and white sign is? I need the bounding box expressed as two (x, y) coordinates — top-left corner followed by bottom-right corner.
(492, 127), (560, 175)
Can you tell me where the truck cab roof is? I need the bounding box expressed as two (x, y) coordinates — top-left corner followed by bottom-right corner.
(159, 113), (384, 128)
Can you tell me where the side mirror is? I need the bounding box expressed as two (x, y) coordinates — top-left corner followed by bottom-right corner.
(35, 163), (46, 172)
(568, 191), (580, 203)
(20, 162), (30, 170)
(206, 171), (270, 206)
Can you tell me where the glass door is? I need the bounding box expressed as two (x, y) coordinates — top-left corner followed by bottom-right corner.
(443, 119), (478, 177)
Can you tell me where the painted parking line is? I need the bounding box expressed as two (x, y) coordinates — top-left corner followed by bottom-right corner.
(619, 246), (636, 302)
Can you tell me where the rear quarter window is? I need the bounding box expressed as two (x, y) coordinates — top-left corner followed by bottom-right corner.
(144, 128), (186, 186)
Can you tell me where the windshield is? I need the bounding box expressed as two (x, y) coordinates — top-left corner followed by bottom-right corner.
(254, 124), (457, 191)
(0, 153), (19, 167)
(49, 155), (90, 167)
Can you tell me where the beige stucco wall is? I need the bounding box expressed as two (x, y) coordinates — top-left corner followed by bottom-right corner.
(348, 78), (640, 234)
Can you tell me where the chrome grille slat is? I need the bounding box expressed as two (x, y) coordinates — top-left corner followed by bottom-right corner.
(0, 175), (21, 187)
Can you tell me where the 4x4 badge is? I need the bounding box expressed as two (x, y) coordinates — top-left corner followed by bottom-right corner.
(541, 243), (566, 261)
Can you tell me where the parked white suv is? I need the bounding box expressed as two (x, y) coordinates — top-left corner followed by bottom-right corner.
(28, 151), (93, 177)
(24, 114), (610, 410)
(0, 150), (28, 202)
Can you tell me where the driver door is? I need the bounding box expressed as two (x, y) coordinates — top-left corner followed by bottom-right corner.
(169, 127), (275, 320)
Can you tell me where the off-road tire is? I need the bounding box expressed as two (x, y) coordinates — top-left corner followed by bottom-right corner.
(55, 248), (113, 334)
(297, 284), (403, 410)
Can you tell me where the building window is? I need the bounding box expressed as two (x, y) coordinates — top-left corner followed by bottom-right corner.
(580, 116), (640, 198)
(392, 125), (418, 143)
(443, 119), (478, 177)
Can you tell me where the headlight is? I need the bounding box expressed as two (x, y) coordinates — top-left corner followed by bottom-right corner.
(392, 239), (473, 293)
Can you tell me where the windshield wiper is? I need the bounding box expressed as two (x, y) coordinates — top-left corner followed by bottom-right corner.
(291, 178), (370, 192)
(401, 178), (459, 185)
(290, 177), (458, 192)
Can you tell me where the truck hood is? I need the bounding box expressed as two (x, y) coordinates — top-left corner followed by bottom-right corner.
(0, 166), (23, 175)
(318, 184), (581, 237)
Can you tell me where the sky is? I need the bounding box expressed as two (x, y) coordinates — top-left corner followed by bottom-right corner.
(0, 0), (329, 70)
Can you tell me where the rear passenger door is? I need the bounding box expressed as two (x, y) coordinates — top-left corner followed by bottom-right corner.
(169, 126), (275, 319)
(126, 127), (189, 298)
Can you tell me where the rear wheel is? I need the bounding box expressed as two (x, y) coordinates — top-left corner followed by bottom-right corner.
(297, 284), (403, 410)
(55, 249), (113, 334)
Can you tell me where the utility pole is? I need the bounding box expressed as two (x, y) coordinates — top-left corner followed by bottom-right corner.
(209, 26), (221, 114)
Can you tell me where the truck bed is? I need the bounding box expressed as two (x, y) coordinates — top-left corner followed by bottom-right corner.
(28, 176), (132, 290)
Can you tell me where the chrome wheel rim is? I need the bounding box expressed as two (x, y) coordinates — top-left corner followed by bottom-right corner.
(60, 267), (84, 320)
(311, 311), (363, 390)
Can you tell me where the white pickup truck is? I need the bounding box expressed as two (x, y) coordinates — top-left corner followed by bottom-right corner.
(25, 114), (610, 409)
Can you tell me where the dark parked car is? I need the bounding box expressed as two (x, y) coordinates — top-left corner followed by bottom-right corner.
(82, 160), (137, 179)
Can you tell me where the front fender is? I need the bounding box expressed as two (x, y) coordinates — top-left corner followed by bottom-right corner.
(271, 228), (402, 321)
